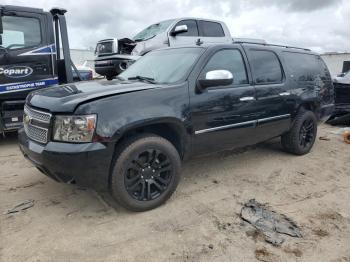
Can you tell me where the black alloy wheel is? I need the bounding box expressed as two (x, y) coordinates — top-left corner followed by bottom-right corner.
(110, 134), (181, 211)
(125, 149), (173, 201)
(299, 119), (315, 149)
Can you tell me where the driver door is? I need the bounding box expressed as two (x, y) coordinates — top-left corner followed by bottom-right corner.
(0, 10), (55, 92)
(190, 47), (260, 154)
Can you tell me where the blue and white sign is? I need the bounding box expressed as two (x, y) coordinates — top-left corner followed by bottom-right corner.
(0, 66), (33, 78)
(0, 78), (59, 94)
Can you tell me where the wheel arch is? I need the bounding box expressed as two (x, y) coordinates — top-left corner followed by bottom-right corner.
(111, 118), (190, 160)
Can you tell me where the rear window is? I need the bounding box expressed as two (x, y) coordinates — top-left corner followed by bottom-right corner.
(248, 50), (283, 84)
(198, 21), (225, 37)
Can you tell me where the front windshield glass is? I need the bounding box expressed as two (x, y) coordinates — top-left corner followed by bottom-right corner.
(0, 16), (41, 49)
(132, 20), (174, 41)
(119, 48), (204, 84)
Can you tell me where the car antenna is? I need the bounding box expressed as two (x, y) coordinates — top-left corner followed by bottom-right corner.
(196, 38), (204, 46)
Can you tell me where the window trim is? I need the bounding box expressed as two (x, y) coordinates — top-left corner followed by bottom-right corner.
(171, 19), (199, 37)
(198, 20), (225, 38)
(1, 14), (43, 51)
(197, 48), (250, 90)
(248, 49), (285, 86)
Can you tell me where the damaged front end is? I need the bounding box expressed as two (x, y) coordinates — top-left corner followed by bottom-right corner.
(94, 38), (139, 80)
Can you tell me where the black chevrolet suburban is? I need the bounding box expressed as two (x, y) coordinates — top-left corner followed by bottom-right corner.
(18, 42), (334, 211)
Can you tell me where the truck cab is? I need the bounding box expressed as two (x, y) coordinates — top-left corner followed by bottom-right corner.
(0, 5), (78, 133)
(94, 18), (232, 80)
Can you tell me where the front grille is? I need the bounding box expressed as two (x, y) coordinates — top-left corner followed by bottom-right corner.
(334, 83), (350, 104)
(23, 106), (52, 144)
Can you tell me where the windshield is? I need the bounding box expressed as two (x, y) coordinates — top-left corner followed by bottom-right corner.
(132, 20), (174, 41)
(119, 47), (204, 84)
(0, 15), (41, 49)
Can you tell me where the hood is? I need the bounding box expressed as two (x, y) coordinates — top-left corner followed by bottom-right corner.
(27, 80), (159, 113)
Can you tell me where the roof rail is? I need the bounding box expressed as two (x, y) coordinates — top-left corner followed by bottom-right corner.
(233, 39), (311, 52)
(233, 38), (267, 44)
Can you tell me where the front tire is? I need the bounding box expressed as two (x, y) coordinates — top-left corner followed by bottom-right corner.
(110, 134), (181, 211)
(281, 109), (318, 155)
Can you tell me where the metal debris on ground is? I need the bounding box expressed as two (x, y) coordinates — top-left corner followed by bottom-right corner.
(240, 199), (302, 246)
(319, 136), (331, 141)
(5, 200), (35, 214)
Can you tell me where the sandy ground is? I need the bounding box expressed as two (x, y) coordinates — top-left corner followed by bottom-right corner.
(0, 124), (350, 262)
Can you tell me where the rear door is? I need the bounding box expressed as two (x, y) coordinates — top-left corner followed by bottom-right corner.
(197, 20), (230, 44)
(244, 47), (291, 139)
(0, 10), (56, 95)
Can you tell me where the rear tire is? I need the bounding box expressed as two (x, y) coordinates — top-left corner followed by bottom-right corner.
(281, 109), (317, 155)
(110, 134), (181, 212)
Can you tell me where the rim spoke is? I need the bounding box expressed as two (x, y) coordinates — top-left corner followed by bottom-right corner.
(152, 180), (164, 192)
(158, 166), (172, 173)
(154, 175), (169, 185)
(128, 179), (142, 191)
(147, 182), (151, 200)
(133, 159), (144, 169)
(126, 173), (141, 186)
(139, 181), (146, 200)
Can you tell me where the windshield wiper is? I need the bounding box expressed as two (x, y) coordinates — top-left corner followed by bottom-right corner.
(128, 76), (157, 84)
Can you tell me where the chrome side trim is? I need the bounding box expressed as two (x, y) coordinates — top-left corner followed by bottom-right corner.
(194, 120), (256, 135)
(257, 114), (291, 124)
(195, 114), (291, 135)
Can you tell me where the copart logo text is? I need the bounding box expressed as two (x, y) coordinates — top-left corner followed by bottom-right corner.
(0, 66), (33, 78)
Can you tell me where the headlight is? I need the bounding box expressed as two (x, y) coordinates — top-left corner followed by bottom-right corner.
(53, 115), (97, 143)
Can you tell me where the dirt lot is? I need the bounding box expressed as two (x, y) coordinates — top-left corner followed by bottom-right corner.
(1, 124), (350, 262)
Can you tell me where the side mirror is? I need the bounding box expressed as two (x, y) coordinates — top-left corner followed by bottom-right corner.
(197, 70), (233, 91)
(171, 25), (188, 36)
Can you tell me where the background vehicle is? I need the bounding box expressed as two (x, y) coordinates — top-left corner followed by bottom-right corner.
(94, 18), (232, 80)
(19, 42), (334, 211)
(0, 5), (80, 134)
(329, 70), (350, 122)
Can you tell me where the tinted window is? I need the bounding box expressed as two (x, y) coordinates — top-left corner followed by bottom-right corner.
(202, 49), (248, 85)
(199, 21), (225, 37)
(1, 16), (41, 49)
(173, 20), (198, 36)
(282, 52), (320, 81)
(249, 50), (283, 84)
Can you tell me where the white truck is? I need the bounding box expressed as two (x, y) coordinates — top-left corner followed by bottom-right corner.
(94, 18), (233, 80)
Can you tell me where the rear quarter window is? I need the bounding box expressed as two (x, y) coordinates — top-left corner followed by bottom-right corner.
(198, 21), (225, 37)
(282, 52), (320, 81)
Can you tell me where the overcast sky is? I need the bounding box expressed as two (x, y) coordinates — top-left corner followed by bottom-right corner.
(2, 0), (349, 53)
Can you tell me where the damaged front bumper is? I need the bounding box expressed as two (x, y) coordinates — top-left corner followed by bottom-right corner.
(94, 54), (140, 77)
(18, 128), (115, 191)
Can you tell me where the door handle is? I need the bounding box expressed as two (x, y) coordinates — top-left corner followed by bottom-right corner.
(279, 92), (291, 96)
(239, 96), (255, 102)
